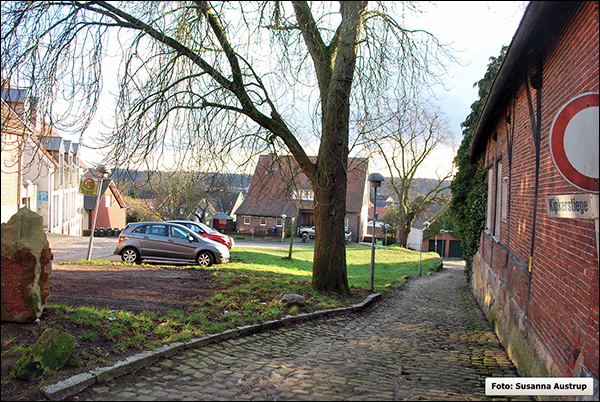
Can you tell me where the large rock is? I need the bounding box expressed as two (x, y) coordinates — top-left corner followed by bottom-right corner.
(14, 328), (76, 381)
(281, 293), (306, 306)
(1, 208), (53, 323)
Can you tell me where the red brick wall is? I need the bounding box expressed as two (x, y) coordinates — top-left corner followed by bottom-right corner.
(90, 191), (127, 231)
(475, 1), (599, 380)
(237, 213), (363, 242)
(236, 216), (281, 236)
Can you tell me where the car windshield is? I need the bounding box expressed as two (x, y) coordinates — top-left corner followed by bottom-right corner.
(197, 221), (220, 235)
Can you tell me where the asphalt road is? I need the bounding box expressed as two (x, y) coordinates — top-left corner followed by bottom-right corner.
(46, 232), (314, 263)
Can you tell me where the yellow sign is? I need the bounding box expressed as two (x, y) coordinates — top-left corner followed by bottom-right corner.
(79, 177), (98, 196)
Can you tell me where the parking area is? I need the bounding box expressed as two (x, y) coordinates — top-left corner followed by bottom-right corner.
(47, 232), (121, 263)
(47, 232), (316, 264)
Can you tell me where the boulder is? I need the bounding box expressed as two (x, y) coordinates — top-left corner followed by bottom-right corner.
(281, 293), (306, 306)
(1, 208), (53, 323)
(14, 328), (76, 381)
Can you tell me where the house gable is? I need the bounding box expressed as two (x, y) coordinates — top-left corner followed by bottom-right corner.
(236, 154), (369, 240)
(237, 154), (368, 218)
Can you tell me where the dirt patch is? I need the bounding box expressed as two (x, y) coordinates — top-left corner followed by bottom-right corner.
(1, 262), (218, 401)
(48, 263), (216, 312)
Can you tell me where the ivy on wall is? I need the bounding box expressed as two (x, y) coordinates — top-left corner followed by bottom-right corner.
(449, 46), (507, 282)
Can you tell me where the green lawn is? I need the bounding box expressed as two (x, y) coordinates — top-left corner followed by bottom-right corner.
(228, 244), (441, 291)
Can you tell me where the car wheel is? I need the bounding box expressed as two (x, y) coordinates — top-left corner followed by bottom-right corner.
(196, 251), (214, 267)
(121, 247), (140, 263)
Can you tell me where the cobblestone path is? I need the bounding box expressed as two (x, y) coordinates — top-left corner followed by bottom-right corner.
(67, 260), (531, 401)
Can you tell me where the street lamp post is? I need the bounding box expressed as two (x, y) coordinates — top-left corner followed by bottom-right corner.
(281, 214), (287, 243)
(368, 173), (384, 292)
(384, 224), (389, 246)
(86, 165), (110, 260)
(419, 221), (430, 276)
(440, 229), (447, 262)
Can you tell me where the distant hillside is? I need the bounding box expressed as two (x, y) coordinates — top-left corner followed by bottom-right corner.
(110, 169), (252, 199)
(377, 177), (452, 202)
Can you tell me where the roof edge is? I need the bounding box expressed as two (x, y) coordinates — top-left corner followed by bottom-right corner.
(468, 1), (578, 162)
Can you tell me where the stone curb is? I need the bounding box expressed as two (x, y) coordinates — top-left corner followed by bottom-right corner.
(40, 292), (382, 401)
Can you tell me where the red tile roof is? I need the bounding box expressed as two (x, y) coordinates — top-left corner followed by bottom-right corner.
(236, 154), (368, 218)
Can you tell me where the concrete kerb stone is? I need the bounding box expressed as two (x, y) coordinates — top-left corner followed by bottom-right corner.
(40, 292), (382, 401)
(40, 373), (96, 401)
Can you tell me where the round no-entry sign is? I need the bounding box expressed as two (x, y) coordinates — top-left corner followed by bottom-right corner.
(549, 92), (599, 193)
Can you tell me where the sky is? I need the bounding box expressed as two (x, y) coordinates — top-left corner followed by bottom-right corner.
(387, 0), (528, 178)
(76, 1), (528, 178)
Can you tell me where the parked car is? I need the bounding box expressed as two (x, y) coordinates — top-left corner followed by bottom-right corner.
(298, 225), (316, 238)
(168, 220), (235, 249)
(115, 222), (229, 266)
(298, 226), (352, 242)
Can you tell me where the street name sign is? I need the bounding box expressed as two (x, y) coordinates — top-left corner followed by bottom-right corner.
(546, 194), (599, 219)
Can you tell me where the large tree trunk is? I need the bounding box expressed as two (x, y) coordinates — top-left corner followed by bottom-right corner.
(311, 122), (350, 294)
(307, 1), (366, 295)
(395, 224), (410, 249)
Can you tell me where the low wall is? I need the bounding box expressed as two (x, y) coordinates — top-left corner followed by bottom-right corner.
(471, 253), (556, 399)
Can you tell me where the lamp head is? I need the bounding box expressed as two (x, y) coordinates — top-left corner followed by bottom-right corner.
(368, 173), (384, 188)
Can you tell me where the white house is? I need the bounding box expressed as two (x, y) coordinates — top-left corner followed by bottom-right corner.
(1, 81), (84, 235)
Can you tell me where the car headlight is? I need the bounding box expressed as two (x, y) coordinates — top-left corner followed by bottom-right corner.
(216, 243), (229, 257)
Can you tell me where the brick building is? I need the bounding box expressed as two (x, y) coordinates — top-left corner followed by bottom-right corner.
(82, 170), (127, 235)
(235, 154), (369, 242)
(469, 1), (598, 395)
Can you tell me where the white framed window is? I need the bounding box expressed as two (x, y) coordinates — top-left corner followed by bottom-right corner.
(59, 155), (64, 186)
(276, 218), (283, 227)
(105, 194), (111, 208)
(302, 191), (314, 201)
(494, 161), (502, 237)
(502, 176), (508, 222)
(244, 216), (251, 225)
(486, 167), (493, 231)
(260, 217), (267, 226)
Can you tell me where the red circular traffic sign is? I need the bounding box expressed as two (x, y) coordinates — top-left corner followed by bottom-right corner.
(549, 92), (599, 193)
(82, 177), (96, 190)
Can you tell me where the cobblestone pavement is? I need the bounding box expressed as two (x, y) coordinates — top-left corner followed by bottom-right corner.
(65, 260), (531, 401)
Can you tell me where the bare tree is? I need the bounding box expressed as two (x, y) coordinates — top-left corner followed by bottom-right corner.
(1, 1), (453, 294)
(364, 98), (454, 247)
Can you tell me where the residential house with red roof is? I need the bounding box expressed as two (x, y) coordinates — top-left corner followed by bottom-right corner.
(82, 167), (127, 235)
(235, 154), (369, 242)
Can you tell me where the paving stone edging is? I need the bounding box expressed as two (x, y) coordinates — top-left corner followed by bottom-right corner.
(40, 293), (382, 401)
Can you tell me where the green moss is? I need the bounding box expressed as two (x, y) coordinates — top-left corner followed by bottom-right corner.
(14, 328), (76, 381)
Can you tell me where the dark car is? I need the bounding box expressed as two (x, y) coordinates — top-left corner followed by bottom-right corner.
(114, 222), (229, 266)
(168, 220), (235, 249)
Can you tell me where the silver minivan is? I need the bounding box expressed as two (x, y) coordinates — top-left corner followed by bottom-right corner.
(114, 222), (230, 266)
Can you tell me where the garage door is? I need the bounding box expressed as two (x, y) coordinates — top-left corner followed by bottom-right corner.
(448, 240), (463, 258)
